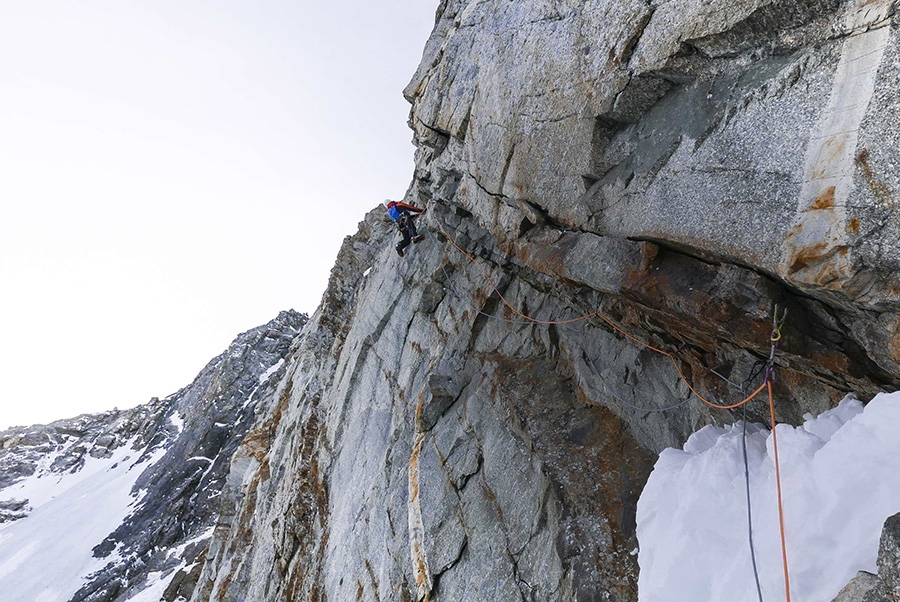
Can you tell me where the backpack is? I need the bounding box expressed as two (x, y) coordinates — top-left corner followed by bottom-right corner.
(387, 205), (402, 221)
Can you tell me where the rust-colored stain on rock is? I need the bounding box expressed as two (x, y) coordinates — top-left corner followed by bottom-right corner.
(788, 242), (828, 274)
(787, 241), (851, 286)
(856, 148), (895, 207)
(887, 317), (900, 363)
(809, 186), (836, 210)
(783, 205), (852, 285)
(823, 134), (846, 165)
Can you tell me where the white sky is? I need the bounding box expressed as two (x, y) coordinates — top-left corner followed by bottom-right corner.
(0, 0), (437, 429)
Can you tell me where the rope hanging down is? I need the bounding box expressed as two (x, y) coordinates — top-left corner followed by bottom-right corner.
(743, 400), (766, 602)
(766, 307), (792, 602)
(738, 359), (770, 602)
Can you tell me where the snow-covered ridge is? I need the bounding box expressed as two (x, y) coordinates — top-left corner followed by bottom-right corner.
(0, 402), (171, 525)
(1, 436), (142, 523)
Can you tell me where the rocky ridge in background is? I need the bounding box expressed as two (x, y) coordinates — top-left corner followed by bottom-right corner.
(0, 310), (306, 602)
(0, 402), (170, 523)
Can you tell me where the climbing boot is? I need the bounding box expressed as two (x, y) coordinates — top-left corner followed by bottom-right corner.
(413, 235), (425, 244)
(396, 247), (405, 258)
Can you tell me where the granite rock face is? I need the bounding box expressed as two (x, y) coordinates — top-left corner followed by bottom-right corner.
(73, 310), (306, 602)
(189, 1), (900, 601)
(834, 572), (879, 602)
(864, 512), (900, 601)
(408, 0), (900, 393)
(190, 212), (660, 602)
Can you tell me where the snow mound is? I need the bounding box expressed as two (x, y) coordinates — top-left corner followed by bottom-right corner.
(637, 391), (900, 602)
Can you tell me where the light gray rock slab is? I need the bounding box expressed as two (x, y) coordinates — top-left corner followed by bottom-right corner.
(833, 572), (879, 602)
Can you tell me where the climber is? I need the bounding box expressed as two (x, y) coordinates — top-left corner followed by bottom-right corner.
(385, 199), (426, 257)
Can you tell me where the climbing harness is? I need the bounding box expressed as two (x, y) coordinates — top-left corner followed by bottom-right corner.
(427, 207), (795, 602)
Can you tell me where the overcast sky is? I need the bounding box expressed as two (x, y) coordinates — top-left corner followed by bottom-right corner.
(0, 1), (437, 429)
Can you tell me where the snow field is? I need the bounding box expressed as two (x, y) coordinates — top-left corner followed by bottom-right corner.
(637, 391), (900, 602)
(0, 438), (168, 602)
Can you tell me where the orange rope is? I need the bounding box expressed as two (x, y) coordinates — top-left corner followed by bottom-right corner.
(593, 311), (769, 410)
(434, 215), (766, 410)
(768, 378), (792, 602)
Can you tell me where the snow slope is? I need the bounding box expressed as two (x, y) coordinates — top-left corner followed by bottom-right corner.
(0, 439), (167, 602)
(637, 391), (900, 602)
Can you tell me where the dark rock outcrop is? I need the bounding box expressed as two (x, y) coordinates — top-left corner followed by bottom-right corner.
(838, 512), (900, 602)
(863, 512), (900, 602)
